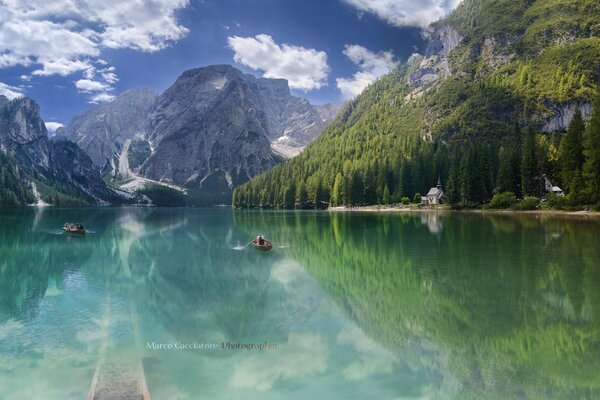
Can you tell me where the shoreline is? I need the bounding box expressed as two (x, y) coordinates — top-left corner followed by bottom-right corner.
(3, 204), (600, 218)
(326, 206), (600, 218)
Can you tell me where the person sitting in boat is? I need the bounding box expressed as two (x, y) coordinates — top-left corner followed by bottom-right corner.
(76, 223), (85, 232)
(256, 235), (265, 245)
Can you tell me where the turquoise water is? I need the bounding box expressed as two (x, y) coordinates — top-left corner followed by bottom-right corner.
(1, 208), (599, 399)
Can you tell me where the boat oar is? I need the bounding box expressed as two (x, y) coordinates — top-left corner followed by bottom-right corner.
(233, 239), (254, 251)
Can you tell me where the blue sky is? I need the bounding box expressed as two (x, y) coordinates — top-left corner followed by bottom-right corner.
(0, 0), (461, 131)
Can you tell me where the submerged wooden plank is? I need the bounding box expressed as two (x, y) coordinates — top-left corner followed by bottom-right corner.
(87, 358), (150, 400)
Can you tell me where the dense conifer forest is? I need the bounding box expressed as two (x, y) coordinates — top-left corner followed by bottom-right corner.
(233, 0), (600, 210)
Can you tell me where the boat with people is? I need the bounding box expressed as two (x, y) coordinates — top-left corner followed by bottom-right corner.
(63, 223), (86, 235)
(252, 235), (272, 251)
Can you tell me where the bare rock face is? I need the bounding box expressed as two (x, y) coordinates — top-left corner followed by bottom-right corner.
(0, 97), (124, 204)
(0, 97), (51, 171)
(477, 37), (516, 76)
(142, 65), (280, 187)
(409, 25), (463, 89)
(542, 102), (593, 133)
(62, 88), (158, 167)
(60, 65), (343, 203)
(142, 65), (337, 188)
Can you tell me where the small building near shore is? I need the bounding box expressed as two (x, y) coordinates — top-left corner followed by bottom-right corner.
(422, 178), (445, 205)
(544, 176), (564, 197)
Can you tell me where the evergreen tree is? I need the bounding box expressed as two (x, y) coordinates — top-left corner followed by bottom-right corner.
(397, 162), (411, 199)
(296, 180), (308, 205)
(497, 145), (516, 193)
(383, 185), (391, 205)
(283, 183), (296, 208)
(445, 153), (460, 205)
(521, 127), (538, 196)
(583, 98), (600, 203)
(560, 109), (585, 195)
(459, 148), (474, 205)
(331, 173), (343, 206)
(363, 169), (377, 205)
(568, 169), (586, 205)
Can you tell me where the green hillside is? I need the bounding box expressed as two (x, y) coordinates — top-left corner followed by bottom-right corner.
(234, 0), (600, 209)
(0, 153), (35, 205)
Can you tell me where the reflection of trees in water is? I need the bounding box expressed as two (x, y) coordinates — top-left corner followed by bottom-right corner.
(234, 210), (600, 399)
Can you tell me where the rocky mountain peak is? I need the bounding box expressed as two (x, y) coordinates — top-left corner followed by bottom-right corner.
(61, 64), (344, 204)
(63, 87), (158, 167)
(0, 95), (10, 109)
(0, 96), (127, 205)
(0, 97), (47, 145)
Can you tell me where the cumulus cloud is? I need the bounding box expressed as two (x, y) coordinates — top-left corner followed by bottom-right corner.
(0, 82), (24, 99)
(94, 1), (190, 52)
(336, 45), (396, 99)
(45, 122), (64, 133)
(229, 333), (328, 391)
(228, 34), (329, 91)
(342, 0), (462, 28)
(75, 79), (108, 92)
(0, 0), (189, 101)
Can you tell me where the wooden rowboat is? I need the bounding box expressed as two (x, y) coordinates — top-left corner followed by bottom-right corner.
(63, 224), (86, 235)
(252, 239), (272, 251)
(63, 227), (86, 235)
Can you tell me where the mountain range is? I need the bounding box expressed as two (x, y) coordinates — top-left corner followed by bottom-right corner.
(0, 65), (342, 206)
(0, 96), (129, 205)
(59, 65), (343, 205)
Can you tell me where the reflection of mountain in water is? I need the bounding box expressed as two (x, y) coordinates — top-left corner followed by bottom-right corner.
(0, 208), (97, 322)
(0, 208), (319, 349)
(118, 210), (311, 345)
(233, 211), (600, 399)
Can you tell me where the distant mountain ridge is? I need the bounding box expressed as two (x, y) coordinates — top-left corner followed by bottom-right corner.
(62, 65), (344, 204)
(0, 96), (128, 205)
(59, 88), (158, 168)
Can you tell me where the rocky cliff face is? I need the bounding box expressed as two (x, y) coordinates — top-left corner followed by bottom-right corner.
(0, 96), (125, 204)
(63, 65), (341, 202)
(142, 65), (339, 188)
(406, 0), (599, 132)
(141, 65), (282, 188)
(61, 88), (158, 168)
(0, 97), (51, 171)
(408, 24), (463, 89)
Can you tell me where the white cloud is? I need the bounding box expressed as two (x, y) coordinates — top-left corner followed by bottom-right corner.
(32, 59), (94, 77)
(229, 333), (328, 391)
(75, 79), (108, 92)
(0, 82), (23, 99)
(74, 63), (118, 102)
(0, 0), (189, 101)
(342, 0), (462, 28)
(336, 45), (396, 99)
(45, 122), (64, 133)
(228, 34), (329, 91)
(95, 1), (190, 52)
